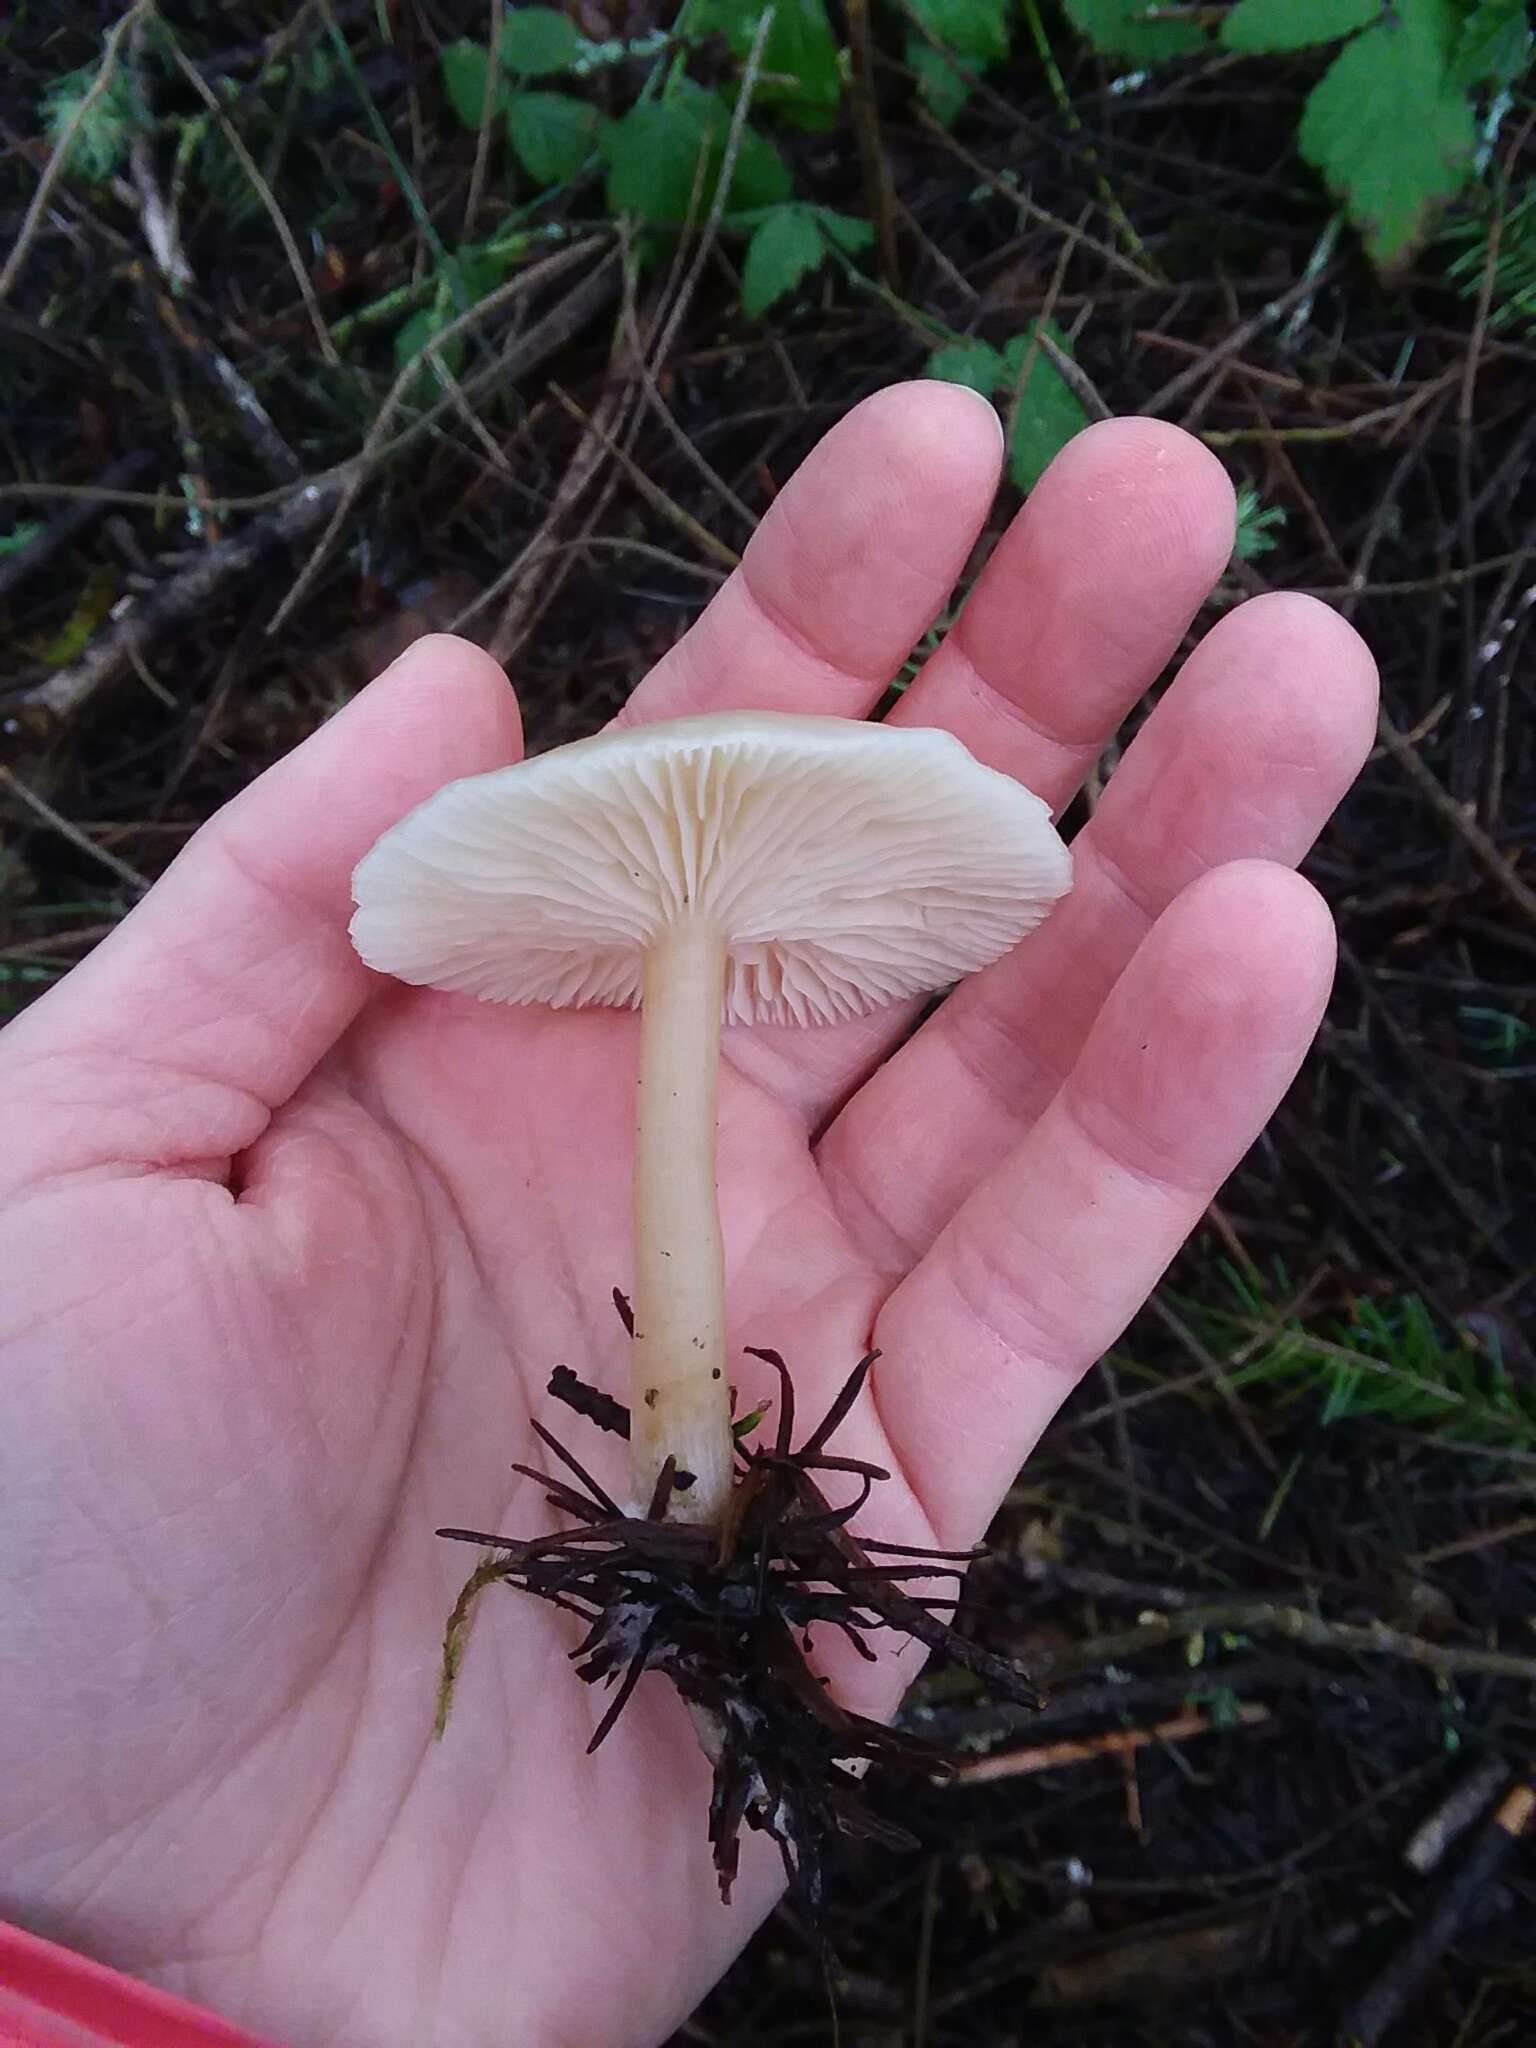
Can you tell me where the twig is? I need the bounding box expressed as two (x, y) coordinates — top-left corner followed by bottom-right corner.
(461, 0), (504, 243)
(915, 111), (1161, 289)
(548, 388), (742, 571)
(1373, 707), (1536, 928)
(154, 290), (302, 483)
(266, 239), (616, 633)
(1034, 1601), (1536, 1688)
(0, 766), (151, 893)
(1344, 1778), (1536, 2047)
(618, 265), (758, 536)
(163, 35), (344, 371)
(643, 8), (777, 381)
(0, 2), (151, 307)
(949, 1705), (1271, 1786)
(0, 453), (152, 604)
(15, 251), (621, 722)
(15, 483), (340, 724)
(1401, 1758), (1512, 1876)
(845, 0), (898, 286)
(1035, 322), (1113, 421)
(125, 12), (192, 292)
(1140, 265), (1344, 417)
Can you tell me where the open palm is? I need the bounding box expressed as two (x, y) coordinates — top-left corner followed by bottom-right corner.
(0, 387), (1376, 2048)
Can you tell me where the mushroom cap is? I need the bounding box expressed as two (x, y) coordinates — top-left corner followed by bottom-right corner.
(350, 711), (1072, 1026)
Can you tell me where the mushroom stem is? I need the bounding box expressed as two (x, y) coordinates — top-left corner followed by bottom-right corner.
(632, 917), (732, 1524)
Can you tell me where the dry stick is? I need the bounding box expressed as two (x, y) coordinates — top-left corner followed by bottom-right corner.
(0, 766), (151, 894)
(950, 1705), (1272, 1787)
(463, 253), (656, 661)
(644, 8), (776, 383)
(1330, 397), (1536, 931)
(164, 37), (344, 372)
(1344, 1778), (1536, 2048)
(1400, 1757), (1512, 1876)
(0, 2), (151, 306)
(125, 13), (191, 291)
(154, 290), (302, 483)
(18, 482), (339, 725)
(1294, 547), (1536, 600)
(1001, 215), (1083, 458)
(0, 453), (152, 604)
(1035, 323), (1113, 422)
(845, 0), (898, 286)
(1140, 266), (1343, 418)
(21, 261), (619, 724)
(1145, 1293), (1279, 1476)
(460, 0), (504, 243)
(1, 252), (617, 535)
(1373, 709), (1536, 927)
(915, 111), (1161, 290)
(620, 294), (758, 537)
(450, 531), (727, 654)
(457, 385), (628, 661)
(266, 238), (615, 633)
(1318, 1022), (1515, 1263)
(1033, 1601), (1536, 1688)
(549, 388), (742, 572)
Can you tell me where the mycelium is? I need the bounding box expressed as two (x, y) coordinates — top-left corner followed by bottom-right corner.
(350, 709), (1072, 1902)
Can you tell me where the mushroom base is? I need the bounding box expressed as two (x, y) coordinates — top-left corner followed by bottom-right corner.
(434, 1327), (1042, 1915)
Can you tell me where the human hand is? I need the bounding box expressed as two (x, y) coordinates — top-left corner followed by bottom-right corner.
(0, 384), (1376, 2047)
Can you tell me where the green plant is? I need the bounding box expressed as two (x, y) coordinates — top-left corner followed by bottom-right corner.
(41, 56), (136, 185)
(431, 0), (878, 339)
(1443, 176), (1536, 332)
(925, 325), (1089, 490)
(1220, 1279), (1536, 1452)
(738, 202), (875, 316)
(905, 0), (1014, 127)
(442, 10), (603, 186)
(1232, 481), (1287, 560)
(1065, 0), (1533, 271)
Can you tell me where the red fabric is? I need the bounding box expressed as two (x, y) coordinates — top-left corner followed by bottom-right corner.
(0, 1925), (278, 2048)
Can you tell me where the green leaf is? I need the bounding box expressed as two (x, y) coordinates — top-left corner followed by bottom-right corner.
(394, 301), (450, 373)
(0, 521), (43, 558)
(1451, 0), (1532, 89)
(602, 81), (790, 224)
(906, 0), (1010, 65)
(440, 40), (503, 129)
(1062, 0), (1208, 63)
(686, 0), (842, 130)
(999, 327), (1090, 491)
(925, 329), (1089, 490)
(907, 37), (972, 125)
(1298, 0), (1477, 269)
(499, 6), (583, 77)
(507, 89), (601, 183)
(741, 204), (826, 317)
(925, 337), (1007, 395)
(1220, 0), (1379, 55)
(814, 208), (876, 254)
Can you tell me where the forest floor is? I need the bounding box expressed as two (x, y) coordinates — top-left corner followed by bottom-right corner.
(2, 5), (1533, 2044)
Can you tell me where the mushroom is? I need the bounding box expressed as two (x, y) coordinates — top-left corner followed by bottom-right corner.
(350, 710), (1071, 1528)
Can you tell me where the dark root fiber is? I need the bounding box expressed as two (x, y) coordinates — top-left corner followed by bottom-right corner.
(435, 1310), (1040, 1913)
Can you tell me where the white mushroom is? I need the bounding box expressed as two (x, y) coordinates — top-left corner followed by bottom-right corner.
(350, 711), (1072, 1526)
